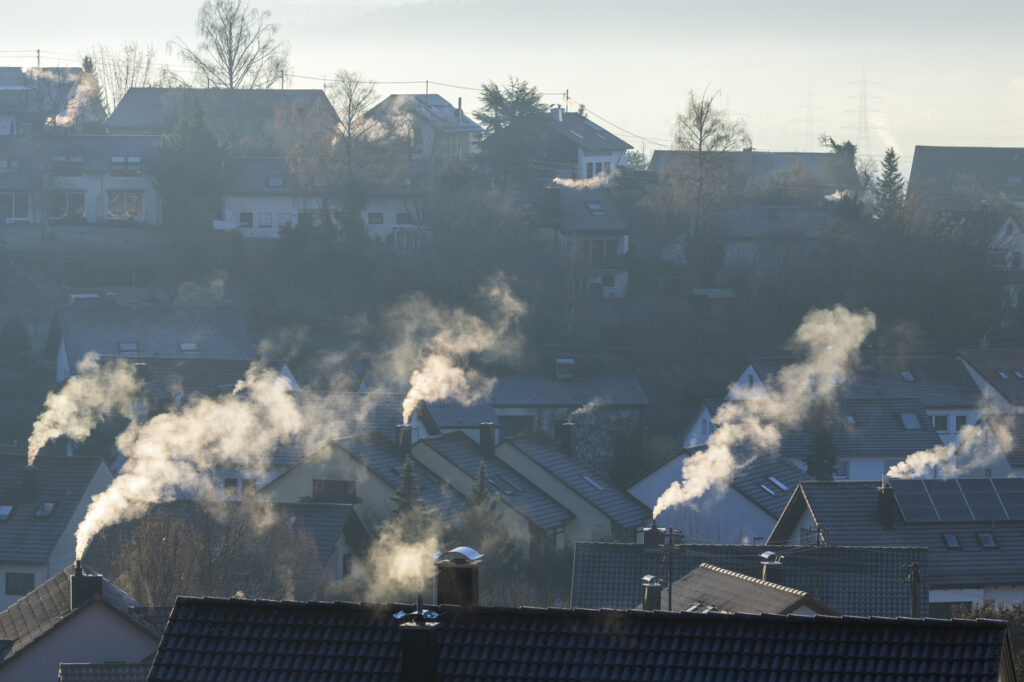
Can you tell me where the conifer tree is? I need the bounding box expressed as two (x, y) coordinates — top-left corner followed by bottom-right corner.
(875, 147), (905, 225)
(391, 454), (422, 514)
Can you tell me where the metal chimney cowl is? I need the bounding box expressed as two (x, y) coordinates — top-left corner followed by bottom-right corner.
(641, 575), (663, 611)
(434, 547), (484, 607)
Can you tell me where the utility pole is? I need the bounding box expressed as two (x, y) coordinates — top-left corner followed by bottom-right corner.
(36, 49), (40, 68)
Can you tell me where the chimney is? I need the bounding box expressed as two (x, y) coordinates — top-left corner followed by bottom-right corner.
(70, 561), (103, 610)
(640, 522), (664, 548)
(557, 421), (576, 458)
(641, 575), (663, 611)
(907, 562), (922, 618)
(395, 424), (413, 458)
(398, 597), (439, 682)
(555, 358), (574, 380)
(434, 546), (483, 606)
(980, 335), (990, 352)
(878, 477), (896, 529)
(457, 96), (462, 122)
(21, 466), (37, 502)
(478, 422), (496, 458)
(551, 104), (563, 123)
(759, 551), (784, 583)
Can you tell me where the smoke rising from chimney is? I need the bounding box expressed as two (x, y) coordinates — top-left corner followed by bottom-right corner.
(886, 417), (1013, 479)
(394, 275), (525, 423)
(27, 353), (142, 465)
(652, 306), (876, 518)
(552, 173), (612, 190)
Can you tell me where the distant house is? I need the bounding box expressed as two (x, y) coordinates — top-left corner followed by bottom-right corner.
(144, 594), (1018, 682)
(419, 398), (498, 441)
(366, 94), (482, 166)
(960, 347), (1024, 414)
(767, 478), (1024, 615)
(0, 67), (102, 137)
(0, 564), (164, 682)
(571, 538), (928, 617)
(218, 156), (319, 237)
(649, 150), (832, 197)
(0, 454), (113, 611)
(648, 563), (837, 616)
(546, 105), (632, 180)
(907, 145), (1024, 213)
(260, 431), (466, 530)
(52, 301), (256, 381)
(988, 215), (1024, 271)
(628, 453), (807, 544)
(555, 186), (630, 298)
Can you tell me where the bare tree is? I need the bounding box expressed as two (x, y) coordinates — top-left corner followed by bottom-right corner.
(170, 0), (290, 89)
(88, 42), (162, 114)
(327, 70), (378, 145)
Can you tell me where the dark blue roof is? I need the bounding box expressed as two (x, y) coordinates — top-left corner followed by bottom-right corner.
(489, 375), (647, 407)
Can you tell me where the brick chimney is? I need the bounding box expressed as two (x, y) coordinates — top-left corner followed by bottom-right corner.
(435, 547), (483, 607)
(557, 421), (576, 458)
(21, 465), (37, 503)
(641, 575), (663, 611)
(878, 477), (897, 529)
(397, 597), (439, 682)
(70, 561), (103, 610)
(395, 424), (413, 458)
(478, 422), (496, 459)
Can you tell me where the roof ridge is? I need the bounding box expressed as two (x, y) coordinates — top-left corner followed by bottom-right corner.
(696, 563), (808, 597)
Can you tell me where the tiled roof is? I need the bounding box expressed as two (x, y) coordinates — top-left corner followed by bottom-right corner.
(51, 135), (163, 173)
(960, 348), (1024, 405)
(571, 541), (928, 617)
(505, 433), (649, 529)
(986, 414), (1024, 467)
(56, 303), (255, 370)
(768, 480), (1024, 588)
(841, 356), (983, 408)
(106, 88), (338, 137)
(557, 186), (630, 233)
(658, 563), (837, 615)
(367, 94), (483, 134)
(419, 432), (573, 531)
(0, 455), (107, 563)
(650, 150), (830, 179)
(330, 432), (467, 525)
(0, 564), (160, 663)
(489, 375), (647, 407)
(727, 454), (808, 517)
(548, 110), (631, 152)
(148, 596), (1011, 682)
(421, 398), (496, 429)
(100, 356), (287, 402)
(711, 206), (826, 240)
(907, 145), (1024, 211)
(59, 662), (150, 682)
(221, 156), (298, 196)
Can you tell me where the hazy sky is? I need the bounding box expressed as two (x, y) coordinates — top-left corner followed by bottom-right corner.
(7, 0), (1024, 164)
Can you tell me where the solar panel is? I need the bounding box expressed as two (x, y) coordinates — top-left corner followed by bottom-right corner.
(924, 479), (973, 522)
(958, 478), (1007, 522)
(993, 478), (1024, 521)
(891, 479), (939, 523)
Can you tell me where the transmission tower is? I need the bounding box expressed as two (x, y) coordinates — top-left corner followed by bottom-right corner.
(855, 69), (872, 158)
(804, 86), (815, 152)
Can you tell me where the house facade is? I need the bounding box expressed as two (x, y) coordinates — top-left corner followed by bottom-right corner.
(556, 186), (630, 298)
(546, 106), (631, 180)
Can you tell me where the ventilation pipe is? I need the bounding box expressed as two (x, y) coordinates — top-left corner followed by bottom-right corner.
(396, 596), (439, 682)
(557, 421), (576, 459)
(878, 477), (896, 530)
(759, 551), (784, 583)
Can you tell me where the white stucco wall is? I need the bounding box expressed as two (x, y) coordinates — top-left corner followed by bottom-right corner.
(221, 194), (319, 238)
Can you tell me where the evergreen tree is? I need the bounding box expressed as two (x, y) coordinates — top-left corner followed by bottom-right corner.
(474, 77), (550, 186)
(469, 460), (492, 506)
(805, 400), (838, 481)
(875, 147), (905, 225)
(391, 454), (422, 514)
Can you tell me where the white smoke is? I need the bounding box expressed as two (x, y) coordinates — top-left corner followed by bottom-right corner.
(394, 275), (525, 423)
(27, 353), (142, 465)
(552, 173), (613, 190)
(653, 306), (876, 518)
(887, 417), (1014, 479)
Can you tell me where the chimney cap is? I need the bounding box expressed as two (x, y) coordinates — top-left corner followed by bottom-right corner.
(436, 546), (484, 564)
(641, 574), (663, 587)
(759, 550), (784, 566)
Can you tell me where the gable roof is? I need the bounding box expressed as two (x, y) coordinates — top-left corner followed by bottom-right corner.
(556, 186), (630, 233)
(418, 431), (573, 531)
(504, 433), (649, 529)
(49, 135), (163, 173)
(420, 398), (496, 431)
(650, 150), (830, 178)
(571, 540), (928, 617)
(489, 374), (647, 407)
(768, 480), (1024, 588)
(548, 109), (631, 152)
(908, 145), (1024, 211)
(100, 356), (289, 402)
(56, 302), (255, 370)
(710, 206), (826, 240)
(726, 453), (808, 517)
(960, 348), (1024, 405)
(59, 662), (150, 682)
(842, 356), (984, 408)
(367, 94), (483, 134)
(658, 562), (837, 615)
(221, 156), (300, 196)
(0, 564), (161, 664)
(106, 88), (338, 138)
(148, 596), (1013, 682)
(0, 455), (108, 563)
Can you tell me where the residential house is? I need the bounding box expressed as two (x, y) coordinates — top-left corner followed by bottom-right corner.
(645, 563), (837, 616)
(260, 430), (466, 530)
(555, 186), (631, 298)
(419, 398), (498, 442)
(960, 347), (1024, 414)
(0, 564), (164, 682)
(571, 538), (928, 617)
(52, 300), (256, 381)
(546, 105), (632, 180)
(145, 594), (1018, 682)
(907, 145), (1024, 213)
(628, 453), (807, 544)
(495, 432), (650, 541)
(0, 454), (113, 611)
(0, 66), (102, 137)
(218, 156), (320, 237)
(767, 478), (1024, 615)
(411, 431), (574, 552)
(365, 94), (482, 168)
(488, 369), (647, 467)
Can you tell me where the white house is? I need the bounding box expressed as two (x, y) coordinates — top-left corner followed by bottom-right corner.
(555, 186), (631, 298)
(546, 106), (631, 180)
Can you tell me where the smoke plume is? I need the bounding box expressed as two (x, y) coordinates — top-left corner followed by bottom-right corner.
(652, 306), (876, 518)
(338, 510), (443, 602)
(27, 353), (141, 465)
(552, 173), (613, 190)
(886, 417), (1014, 479)
(393, 275), (525, 423)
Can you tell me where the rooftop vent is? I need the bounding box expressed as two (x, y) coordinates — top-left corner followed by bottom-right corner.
(640, 574), (663, 611)
(478, 422), (496, 459)
(435, 546), (483, 607)
(0, 505), (13, 521)
(395, 424), (413, 457)
(759, 550), (784, 582)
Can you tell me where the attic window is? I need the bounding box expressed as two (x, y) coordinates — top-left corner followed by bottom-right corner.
(118, 342), (138, 354)
(760, 484), (777, 496)
(977, 533), (997, 548)
(586, 201), (607, 216)
(582, 474), (605, 492)
(901, 371), (915, 382)
(942, 533), (961, 549)
(36, 502), (54, 518)
(0, 505), (12, 521)
(998, 371), (1010, 379)
(267, 176), (284, 188)
(1015, 371), (1024, 379)
(179, 342), (198, 352)
(768, 477), (788, 491)
(899, 412), (921, 430)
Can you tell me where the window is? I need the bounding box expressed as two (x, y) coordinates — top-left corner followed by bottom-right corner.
(929, 601), (972, 618)
(367, 212), (383, 225)
(977, 533), (997, 548)
(603, 161), (611, 174)
(0, 505), (12, 521)
(942, 533), (961, 549)
(581, 474), (605, 492)
(110, 156), (142, 177)
(601, 274), (615, 288)
(238, 212), (254, 228)
(312, 479), (357, 503)
(799, 527), (819, 545)
(955, 415), (968, 431)
(51, 155), (83, 176)
(998, 370), (1011, 379)
(899, 412), (921, 429)
(266, 176), (284, 187)
(586, 201), (606, 216)
(932, 415), (949, 432)
(49, 191), (86, 221)
(396, 212), (412, 225)
(277, 213), (293, 229)
(118, 342), (138, 355)
(107, 191), (143, 219)
(5, 572), (33, 596)
(223, 478), (239, 498)
(0, 192), (29, 220)
(901, 371), (915, 382)
(768, 476), (788, 491)
(36, 502), (54, 518)
(258, 212), (272, 228)
(700, 418), (709, 435)
(342, 552), (353, 577)
(179, 342), (198, 352)
(586, 162), (595, 178)
(760, 484), (777, 496)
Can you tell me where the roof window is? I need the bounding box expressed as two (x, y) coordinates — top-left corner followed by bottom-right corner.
(768, 477), (788, 491)
(267, 176), (284, 187)
(759, 484), (777, 496)
(585, 201), (606, 216)
(179, 342), (198, 352)
(569, 130), (584, 140)
(998, 371), (1010, 379)
(846, 415), (856, 425)
(0, 505), (12, 521)
(901, 371), (915, 382)
(899, 412), (921, 429)
(942, 533), (961, 549)
(1015, 371), (1024, 379)
(977, 533), (997, 548)
(581, 474), (605, 492)
(118, 341), (138, 353)
(36, 502), (54, 518)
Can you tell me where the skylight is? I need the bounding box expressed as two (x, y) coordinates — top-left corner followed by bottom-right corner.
(180, 342), (198, 351)
(569, 130), (584, 140)
(768, 477), (788, 491)
(760, 484), (777, 496)
(942, 533), (961, 549)
(977, 533), (997, 548)
(901, 371), (915, 382)
(118, 341), (138, 352)
(582, 474), (605, 492)
(846, 415), (856, 425)
(998, 371), (1011, 379)
(36, 502), (54, 518)
(899, 412), (921, 429)
(0, 505), (12, 521)
(1015, 371), (1024, 379)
